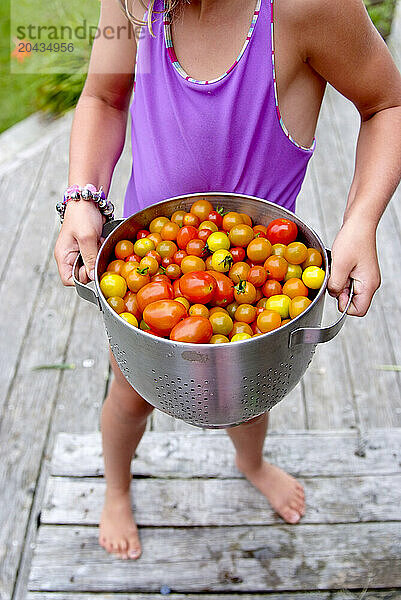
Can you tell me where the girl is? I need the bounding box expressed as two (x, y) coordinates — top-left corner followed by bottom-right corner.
(54, 0), (401, 560)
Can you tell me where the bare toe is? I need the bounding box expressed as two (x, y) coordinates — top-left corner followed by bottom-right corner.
(281, 508), (301, 524)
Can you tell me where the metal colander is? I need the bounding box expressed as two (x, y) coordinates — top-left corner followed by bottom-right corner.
(73, 192), (352, 428)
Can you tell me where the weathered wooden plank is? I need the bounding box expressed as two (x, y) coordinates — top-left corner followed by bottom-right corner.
(51, 429), (401, 477)
(41, 473), (401, 526)
(28, 522), (401, 591)
(24, 592), (401, 600)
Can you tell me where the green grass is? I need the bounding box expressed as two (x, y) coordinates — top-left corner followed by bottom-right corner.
(0, 0), (398, 134)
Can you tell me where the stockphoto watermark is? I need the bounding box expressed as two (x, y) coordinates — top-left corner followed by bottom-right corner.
(10, 0), (145, 74)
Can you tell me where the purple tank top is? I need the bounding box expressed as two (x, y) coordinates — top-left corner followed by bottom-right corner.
(123, 0), (315, 218)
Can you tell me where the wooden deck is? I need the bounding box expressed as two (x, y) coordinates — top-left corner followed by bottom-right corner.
(0, 5), (400, 599)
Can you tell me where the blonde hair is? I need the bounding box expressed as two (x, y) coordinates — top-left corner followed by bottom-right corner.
(119, 0), (184, 36)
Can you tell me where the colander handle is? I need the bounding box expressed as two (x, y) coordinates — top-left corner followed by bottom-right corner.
(289, 280), (354, 348)
(72, 218), (124, 309)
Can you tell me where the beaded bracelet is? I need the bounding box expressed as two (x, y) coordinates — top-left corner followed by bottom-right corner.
(56, 183), (115, 224)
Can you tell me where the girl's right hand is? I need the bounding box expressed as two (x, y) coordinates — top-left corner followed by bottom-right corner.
(54, 200), (106, 286)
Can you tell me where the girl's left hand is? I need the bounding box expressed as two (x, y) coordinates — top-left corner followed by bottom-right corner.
(327, 220), (381, 317)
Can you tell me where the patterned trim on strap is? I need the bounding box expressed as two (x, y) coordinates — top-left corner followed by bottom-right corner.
(270, 0), (316, 152)
(163, 0), (262, 85)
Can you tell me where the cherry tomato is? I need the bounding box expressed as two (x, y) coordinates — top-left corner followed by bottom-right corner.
(222, 211), (244, 231)
(289, 296), (312, 319)
(190, 199), (214, 221)
(155, 240), (177, 258)
(171, 210), (186, 227)
(189, 304), (210, 318)
(136, 280), (174, 312)
(234, 303), (257, 324)
(165, 263), (182, 280)
(198, 220), (218, 232)
(160, 221), (180, 241)
(183, 212), (200, 228)
(206, 231), (230, 252)
(208, 271), (235, 307)
(100, 273), (127, 299)
(209, 312), (233, 336)
(264, 255), (288, 280)
(282, 278), (309, 299)
(123, 291), (142, 320)
(125, 253), (141, 263)
(285, 263), (303, 281)
(173, 249), (187, 266)
(161, 256), (174, 268)
(139, 256), (159, 276)
(211, 249), (233, 272)
(149, 216), (169, 233)
(107, 296), (126, 314)
(170, 316), (213, 343)
(302, 248), (323, 269)
(209, 306), (229, 316)
(106, 260), (125, 276)
(143, 300), (187, 335)
(198, 228), (213, 242)
(145, 249), (162, 265)
(208, 209), (224, 228)
(257, 310), (282, 333)
(234, 280), (257, 304)
(147, 232), (163, 247)
(247, 238), (272, 263)
(151, 273), (171, 284)
(226, 301), (239, 320)
(239, 213), (253, 227)
(181, 255), (206, 273)
(264, 294), (291, 319)
(229, 224), (254, 248)
(229, 261), (250, 284)
(231, 332), (252, 342)
(210, 334), (229, 344)
(230, 247), (246, 263)
(262, 279), (282, 298)
(247, 265), (267, 288)
(134, 238), (155, 257)
(136, 230), (149, 240)
(302, 266), (325, 289)
(205, 255), (214, 270)
(266, 218), (298, 245)
(180, 271), (217, 303)
(176, 226), (198, 249)
(115, 240), (134, 260)
(229, 321), (253, 339)
(175, 296), (190, 311)
(254, 288), (263, 303)
(284, 242), (308, 265)
(120, 312), (139, 327)
(253, 225), (267, 237)
(186, 238), (207, 257)
(271, 243), (287, 257)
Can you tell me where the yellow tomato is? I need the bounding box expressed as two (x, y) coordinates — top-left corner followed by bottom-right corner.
(210, 334), (230, 344)
(107, 296), (126, 314)
(209, 312), (233, 336)
(175, 297), (190, 310)
(207, 231), (230, 252)
(100, 273), (127, 299)
(133, 238), (155, 257)
(149, 216), (169, 233)
(264, 294), (291, 319)
(285, 263), (303, 281)
(231, 332), (252, 342)
(289, 296), (312, 319)
(119, 312), (138, 327)
(302, 266), (325, 289)
(199, 220), (218, 232)
(211, 249), (233, 272)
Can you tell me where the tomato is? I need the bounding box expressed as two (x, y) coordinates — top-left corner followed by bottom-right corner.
(234, 303), (257, 324)
(151, 273), (171, 284)
(285, 263), (303, 281)
(222, 212), (244, 231)
(170, 316), (213, 343)
(175, 296), (190, 310)
(198, 228), (213, 242)
(229, 224), (254, 247)
(100, 273), (127, 298)
(120, 312), (139, 327)
(198, 220), (218, 232)
(156, 240), (178, 258)
(115, 240), (134, 260)
(209, 311), (233, 336)
(190, 199), (214, 221)
(205, 255), (214, 270)
(266, 218), (298, 245)
(239, 213), (253, 227)
(146, 249), (162, 265)
(208, 209), (224, 228)
(161, 256), (174, 268)
(136, 230), (149, 240)
(254, 288), (263, 303)
(247, 265), (267, 288)
(210, 334), (229, 344)
(134, 238), (155, 257)
(165, 263), (182, 280)
(189, 304), (210, 318)
(271, 243), (287, 257)
(234, 280), (257, 304)
(208, 271), (235, 307)
(257, 310), (282, 333)
(139, 256), (159, 276)
(302, 248), (323, 269)
(123, 291), (142, 320)
(143, 300), (187, 335)
(264, 255), (288, 280)
(284, 242), (308, 265)
(186, 238), (207, 257)
(262, 279), (282, 298)
(176, 225), (198, 249)
(173, 249), (187, 265)
(107, 259), (126, 275)
(231, 332), (252, 342)
(160, 221), (180, 241)
(147, 232), (163, 247)
(171, 210), (186, 227)
(302, 266), (325, 289)
(209, 306), (229, 316)
(229, 261), (250, 284)
(149, 216), (169, 233)
(281, 319), (291, 326)
(183, 212), (200, 228)
(226, 301), (239, 320)
(247, 238), (272, 263)
(264, 294), (291, 319)
(230, 247), (246, 263)
(181, 255), (206, 273)
(136, 280), (174, 312)
(253, 224), (267, 237)
(107, 296), (126, 314)
(211, 249), (233, 272)
(180, 271), (217, 303)
(125, 253), (141, 263)
(229, 322), (253, 338)
(206, 231), (230, 252)
(282, 278), (309, 299)
(173, 278), (182, 297)
(289, 296), (312, 319)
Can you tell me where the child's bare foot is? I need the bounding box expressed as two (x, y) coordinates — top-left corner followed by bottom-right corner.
(236, 458), (305, 524)
(99, 487), (141, 560)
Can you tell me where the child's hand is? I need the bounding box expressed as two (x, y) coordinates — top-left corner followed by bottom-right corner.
(327, 220), (381, 317)
(54, 201), (105, 286)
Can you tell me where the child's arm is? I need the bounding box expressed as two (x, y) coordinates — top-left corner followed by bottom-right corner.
(54, 0), (137, 286)
(295, 0), (401, 316)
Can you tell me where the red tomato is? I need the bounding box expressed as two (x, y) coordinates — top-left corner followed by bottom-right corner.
(208, 271), (235, 307)
(262, 279), (282, 298)
(173, 279), (182, 298)
(136, 229), (149, 240)
(230, 247), (246, 263)
(125, 253), (141, 263)
(186, 238), (207, 257)
(247, 265), (267, 288)
(136, 281), (174, 312)
(146, 250), (162, 265)
(143, 300), (187, 335)
(123, 291), (142, 320)
(151, 273), (171, 284)
(176, 226), (199, 249)
(198, 228), (213, 242)
(179, 271), (217, 304)
(161, 256), (174, 267)
(170, 316), (213, 343)
(173, 249), (187, 266)
(266, 218), (298, 245)
(208, 210), (224, 228)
